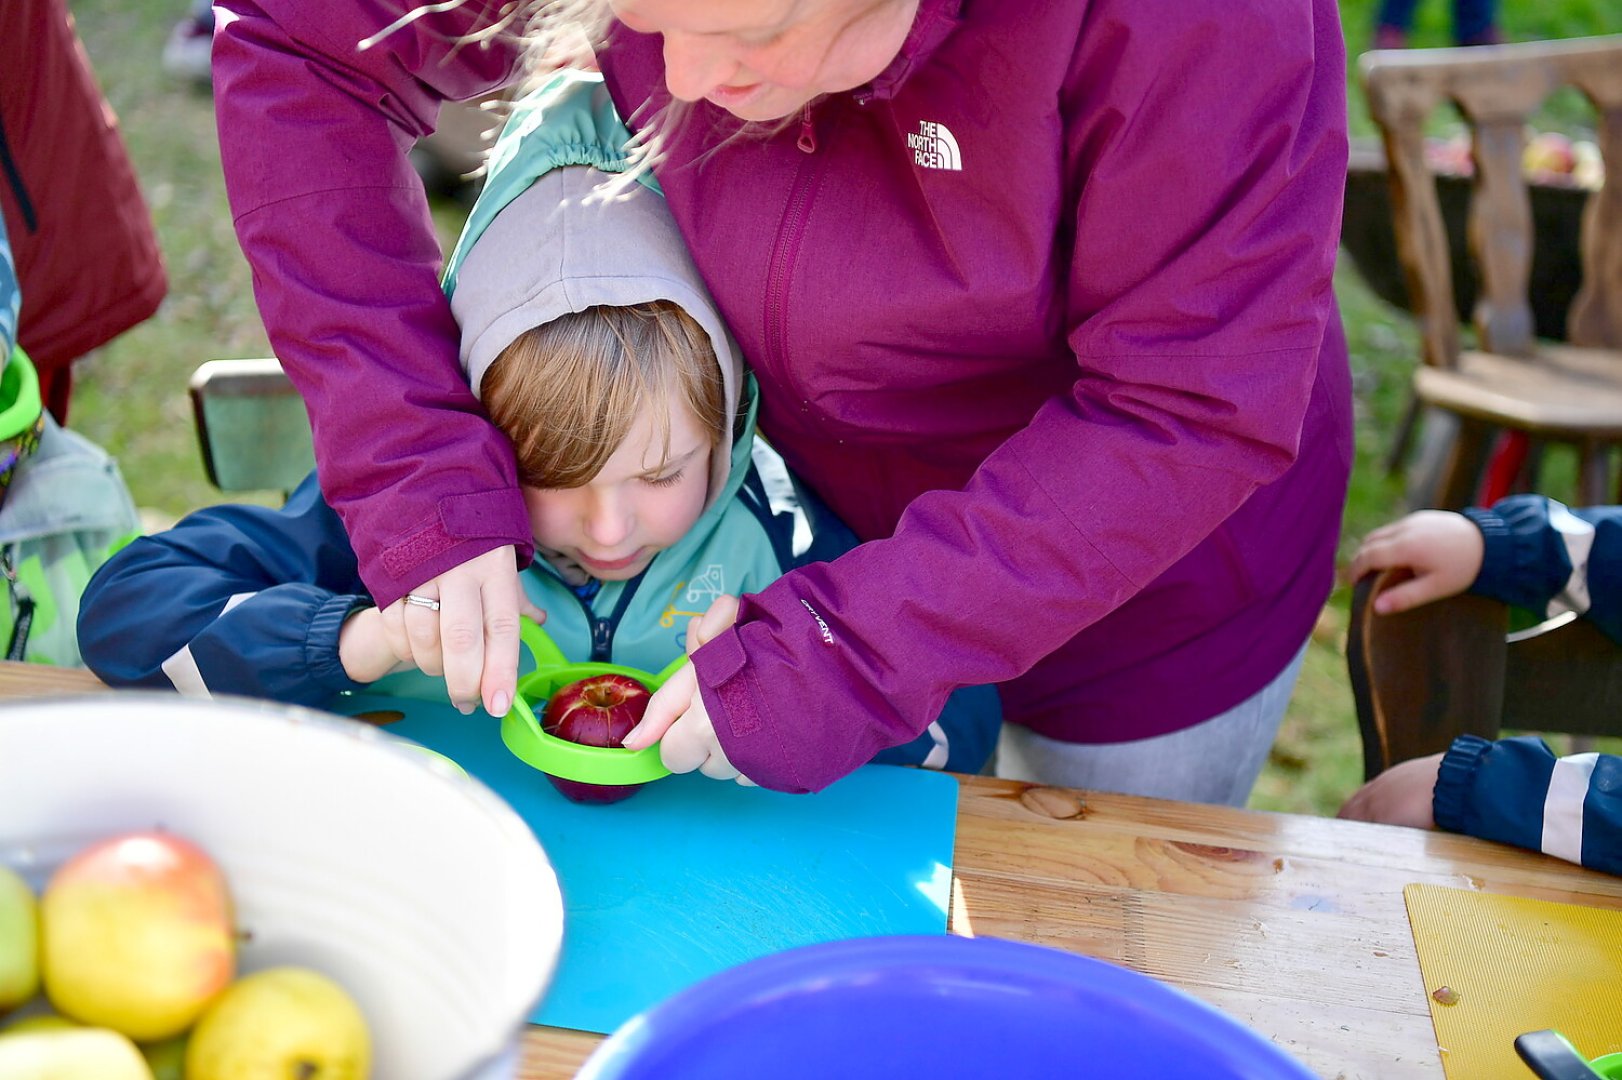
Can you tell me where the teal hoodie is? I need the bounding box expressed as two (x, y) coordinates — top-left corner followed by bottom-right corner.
(381, 73), (828, 695)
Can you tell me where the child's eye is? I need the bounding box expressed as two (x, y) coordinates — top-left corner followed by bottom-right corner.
(645, 469), (685, 488)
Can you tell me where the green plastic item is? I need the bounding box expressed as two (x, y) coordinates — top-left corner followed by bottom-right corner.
(500, 617), (683, 786)
(0, 347), (42, 441)
(1593, 1053), (1622, 1080)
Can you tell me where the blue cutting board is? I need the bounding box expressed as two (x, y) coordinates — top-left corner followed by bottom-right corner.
(329, 692), (959, 1034)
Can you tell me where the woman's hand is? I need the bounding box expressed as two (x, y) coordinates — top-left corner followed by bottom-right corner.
(624, 594), (754, 785)
(1347, 510), (1485, 615)
(1336, 752), (1444, 829)
(379, 546), (545, 716)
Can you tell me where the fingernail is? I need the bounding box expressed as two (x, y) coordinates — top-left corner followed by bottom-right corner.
(457, 702), (475, 716)
(491, 691), (511, 717)
(621, 724), (646, 749)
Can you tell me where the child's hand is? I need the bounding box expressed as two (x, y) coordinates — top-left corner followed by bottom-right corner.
(338, 606), (415, 684)
(1347, 510), (1485, 614)
(1336, 752), (1444, 829)
(624, 595), (754, 785)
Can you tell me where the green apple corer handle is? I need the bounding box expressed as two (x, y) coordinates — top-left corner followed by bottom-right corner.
(498, 617), (683, 785)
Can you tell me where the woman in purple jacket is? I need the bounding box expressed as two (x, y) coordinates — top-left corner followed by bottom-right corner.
(211, 0), (1353, 801)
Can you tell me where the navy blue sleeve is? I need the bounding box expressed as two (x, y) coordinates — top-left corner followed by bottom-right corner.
(77, 472), (372, 706)
(1433, 734), (1622, 876)
(1466, 495), (1622, 643)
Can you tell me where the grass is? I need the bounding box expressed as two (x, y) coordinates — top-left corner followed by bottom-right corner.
(63, 1), (1618, 817)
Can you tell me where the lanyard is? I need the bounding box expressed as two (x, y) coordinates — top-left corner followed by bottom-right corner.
(2, 546), (32, 662)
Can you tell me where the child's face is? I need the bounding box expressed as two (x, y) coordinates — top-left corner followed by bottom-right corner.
(523, 395), (715, 583)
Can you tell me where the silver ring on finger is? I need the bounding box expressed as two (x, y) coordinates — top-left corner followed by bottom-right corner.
(403, 593), (441, 612)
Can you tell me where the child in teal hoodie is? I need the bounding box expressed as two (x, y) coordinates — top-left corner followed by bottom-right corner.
(78, 76), (999, 775)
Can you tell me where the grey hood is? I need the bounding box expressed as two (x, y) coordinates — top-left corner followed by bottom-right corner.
(451, 166), (744, 510)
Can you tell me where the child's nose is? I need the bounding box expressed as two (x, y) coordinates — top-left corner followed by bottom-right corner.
(583, 492), (632, 548)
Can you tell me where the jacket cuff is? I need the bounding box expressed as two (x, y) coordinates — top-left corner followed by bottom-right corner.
(692, 625), (807, 793)
(358, 488), (535, 607)
(1433, 734), (1494, 834)
(1461, 506), (1514, 599)
(304, 594), (372, 694)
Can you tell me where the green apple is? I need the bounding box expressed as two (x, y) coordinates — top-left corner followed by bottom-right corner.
(1, 1013), (79, 1034)
(186, 967), (371, 1080)
(0, 1027), (155, 1079)
(42, 831), (235, 1040)
(140, 1033), (188, 1080)
(0, 865), (39, 1012)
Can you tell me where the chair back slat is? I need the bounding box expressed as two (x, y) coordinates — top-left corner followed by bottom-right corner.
(1569, 98), (1622, 348)
(1362, 35), (1622, 360)
(1365, 82), (1462, 367)
(1466, 118), (1535, 354)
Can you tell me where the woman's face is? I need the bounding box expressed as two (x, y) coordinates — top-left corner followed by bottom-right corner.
(609, 0), (920, 121)
(523, 393), (714, 583)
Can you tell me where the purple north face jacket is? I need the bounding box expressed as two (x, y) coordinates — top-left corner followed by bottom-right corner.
(214, 0), (1353, 793)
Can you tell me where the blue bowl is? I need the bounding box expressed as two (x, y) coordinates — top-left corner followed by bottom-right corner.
(577, 935), (1315, 1079)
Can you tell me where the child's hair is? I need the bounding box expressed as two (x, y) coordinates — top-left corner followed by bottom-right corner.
(481, 300), (727, 489)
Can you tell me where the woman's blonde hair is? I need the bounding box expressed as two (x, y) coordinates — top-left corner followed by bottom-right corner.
(481, 300), (727, 489)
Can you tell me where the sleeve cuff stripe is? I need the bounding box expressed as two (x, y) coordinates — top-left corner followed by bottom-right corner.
(1541, 752), (1600, 864)
(158, 591), (259, 699)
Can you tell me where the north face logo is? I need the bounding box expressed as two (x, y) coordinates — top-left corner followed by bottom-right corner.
(905, 120), (962, 171)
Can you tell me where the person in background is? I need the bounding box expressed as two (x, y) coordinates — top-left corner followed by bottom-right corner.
(1338, 496), (1621, 876)
(78, 79), (999, 774)
(0, 0), (167, 424)
(210, 0), (1351, 802)
(162, 0), (217, 86)
(1372, 0), (1501, 49)
(0, 216), (143, 669)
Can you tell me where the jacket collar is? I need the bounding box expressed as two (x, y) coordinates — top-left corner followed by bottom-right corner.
(862, 0), (964, 102)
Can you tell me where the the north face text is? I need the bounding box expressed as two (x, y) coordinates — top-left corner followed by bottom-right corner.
(906, 120), (962, 171)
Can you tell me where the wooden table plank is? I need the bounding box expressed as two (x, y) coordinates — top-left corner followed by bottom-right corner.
(4, 663), (1616, 1079)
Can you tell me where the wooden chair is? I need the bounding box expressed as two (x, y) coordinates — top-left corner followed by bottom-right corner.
(188, 358), (314, 495)
(1346, 567), (1622, 780)
(1360, 35), (1622, 510)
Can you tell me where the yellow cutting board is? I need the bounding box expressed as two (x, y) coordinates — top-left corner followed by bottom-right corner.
(1405, 883), (1622, 1078)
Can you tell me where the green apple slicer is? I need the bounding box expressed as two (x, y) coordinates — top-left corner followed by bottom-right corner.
(501, 617), (685, 786)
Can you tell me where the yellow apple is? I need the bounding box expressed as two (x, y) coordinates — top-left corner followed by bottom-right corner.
(41, 832), (235, 1040)
(186, 967), (371, 1080)
(0, 1027), (155, 1080)
(0, 865), (39, 1012)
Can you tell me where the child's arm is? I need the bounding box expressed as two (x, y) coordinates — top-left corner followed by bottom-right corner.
(77, 473), (374, 706)
(1436, 735), (1621, 875)
(1349, 496), (1622, 643)
(1339, 736), (1622, 876)
(1464, 495), (1622, 644)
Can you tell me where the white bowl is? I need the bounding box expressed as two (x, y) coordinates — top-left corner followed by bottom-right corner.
(0, 693), (562, 1079)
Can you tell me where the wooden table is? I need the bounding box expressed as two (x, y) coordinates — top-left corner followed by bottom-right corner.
(9, 661), (1621, 1079)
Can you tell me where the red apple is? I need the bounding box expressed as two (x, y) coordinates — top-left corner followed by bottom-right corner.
(1523, 131), (1577, 181)
(41, 831), (236, 1040)
(540, 673), (652, 804)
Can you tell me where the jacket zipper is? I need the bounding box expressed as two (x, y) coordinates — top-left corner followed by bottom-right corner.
(574, 571), (648, 663)
(765, 103), (829, 404)
(796, 104), (817, 154)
